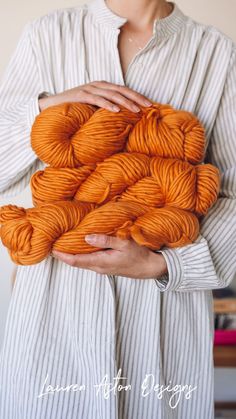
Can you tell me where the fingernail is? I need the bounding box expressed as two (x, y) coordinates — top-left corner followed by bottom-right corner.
(85, 234), (97, 243)
(112, 105), (120, 112)
(132, 105), (140, 112)
(144, 100), (152, 106)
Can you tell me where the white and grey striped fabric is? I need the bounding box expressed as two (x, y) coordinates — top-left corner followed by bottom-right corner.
(0, 0), (236, 417)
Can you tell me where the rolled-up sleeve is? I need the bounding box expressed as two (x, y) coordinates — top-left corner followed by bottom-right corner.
(155, 45), (236, 292)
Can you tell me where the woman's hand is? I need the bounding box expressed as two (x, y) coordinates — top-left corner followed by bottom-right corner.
(52, 234), (168, 279)
(38, 80), (152, 113)
(41, 84), (160, 279)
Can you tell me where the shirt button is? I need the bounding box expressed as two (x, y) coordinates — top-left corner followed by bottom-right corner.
(137, 62), (144, 68)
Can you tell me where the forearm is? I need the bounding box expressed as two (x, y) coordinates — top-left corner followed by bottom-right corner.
(148, 250), (168, 278)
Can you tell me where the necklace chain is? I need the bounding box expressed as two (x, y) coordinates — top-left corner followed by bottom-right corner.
(126, 35), (143, 51)
(121, 26), (148, 51)
(120, 3), (173, 51)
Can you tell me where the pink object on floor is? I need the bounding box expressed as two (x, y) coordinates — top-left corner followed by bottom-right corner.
(214, 329), (236, 345)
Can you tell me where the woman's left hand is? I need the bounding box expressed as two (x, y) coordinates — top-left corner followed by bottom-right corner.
(52, 234), (168, 279)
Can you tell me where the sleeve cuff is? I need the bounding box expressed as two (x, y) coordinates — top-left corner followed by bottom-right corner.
(154, 233), (219, 292)
(154, 248), (184, 292)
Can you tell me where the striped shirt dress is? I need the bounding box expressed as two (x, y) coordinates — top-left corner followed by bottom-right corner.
(0, 0), (236, 418)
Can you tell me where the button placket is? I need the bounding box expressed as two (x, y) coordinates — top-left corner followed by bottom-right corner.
(112, 28), (155, 85)
(111, 30), (126, 86)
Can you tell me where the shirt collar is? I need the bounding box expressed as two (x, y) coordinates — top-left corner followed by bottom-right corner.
(87, 0), (188, 40)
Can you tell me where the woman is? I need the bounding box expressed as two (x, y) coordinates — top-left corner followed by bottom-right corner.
(0, 0), (235, 417)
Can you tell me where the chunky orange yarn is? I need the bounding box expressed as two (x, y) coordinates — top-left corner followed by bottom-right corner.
(0, 100), (220, 265)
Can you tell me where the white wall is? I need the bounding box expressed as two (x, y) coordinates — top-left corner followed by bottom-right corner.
(1, 0), (236, 402)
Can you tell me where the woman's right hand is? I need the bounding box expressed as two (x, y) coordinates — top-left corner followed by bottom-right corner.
(38, 80), (153, 113)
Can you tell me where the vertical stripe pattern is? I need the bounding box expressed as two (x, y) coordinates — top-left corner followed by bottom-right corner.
(0, 0), (235, 417)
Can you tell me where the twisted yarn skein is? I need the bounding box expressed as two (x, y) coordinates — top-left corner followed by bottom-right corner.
(0, 100), (220, 265)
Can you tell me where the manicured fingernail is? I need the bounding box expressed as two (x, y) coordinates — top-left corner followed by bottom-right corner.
(144, 100), (152, 106)
(85, 234), (97, 243)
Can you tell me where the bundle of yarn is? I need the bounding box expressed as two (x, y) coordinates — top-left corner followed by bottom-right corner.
(0, 100), (220, 265)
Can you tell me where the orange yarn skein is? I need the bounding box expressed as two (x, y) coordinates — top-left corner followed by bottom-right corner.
(0, 101), (220, 265)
